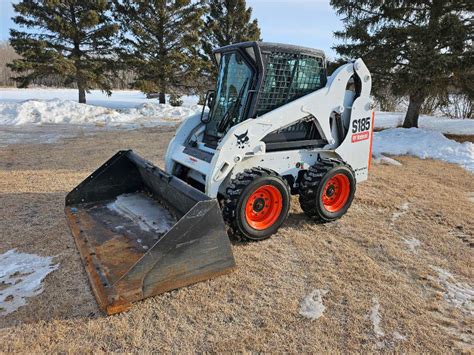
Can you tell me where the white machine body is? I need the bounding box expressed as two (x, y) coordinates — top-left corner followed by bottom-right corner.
(165, 43), (373, 199)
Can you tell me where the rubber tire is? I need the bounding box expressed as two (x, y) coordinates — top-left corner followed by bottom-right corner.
(299, 159), (356, 222)
(223, 167), (290, 241)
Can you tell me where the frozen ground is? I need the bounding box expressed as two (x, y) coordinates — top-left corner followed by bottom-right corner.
(1, 126), (472, 352)
(0, 250), (58, 315)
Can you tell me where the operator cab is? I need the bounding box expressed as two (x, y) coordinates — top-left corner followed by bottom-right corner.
(201, 42), (328, 148)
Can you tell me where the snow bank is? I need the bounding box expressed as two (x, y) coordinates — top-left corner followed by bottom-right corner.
(0, 249), (59, 315)
(373, 128), (474, 172)
(0, 99), (202, 126)
(374, 112), (474, 135)
(0, 88), (199, 109)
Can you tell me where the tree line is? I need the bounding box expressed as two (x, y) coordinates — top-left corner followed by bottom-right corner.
(7, 0), (473, 127)
(331, 0), (473, 125)
(8, 0), (260, 105)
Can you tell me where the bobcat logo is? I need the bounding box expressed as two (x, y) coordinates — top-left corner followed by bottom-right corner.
(235, 130), (250, 149)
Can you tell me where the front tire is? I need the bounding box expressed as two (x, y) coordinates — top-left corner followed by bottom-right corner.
(223, 168), (290, 241)
(299, 159), (356, 222)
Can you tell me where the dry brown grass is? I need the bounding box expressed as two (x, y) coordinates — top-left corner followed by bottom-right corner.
(0, 126), (472, 352)
(445, 134), (474, 144)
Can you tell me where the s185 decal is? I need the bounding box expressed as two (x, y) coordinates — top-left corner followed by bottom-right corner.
(352, 117), (371, 133)
(351, 117), (371, 143)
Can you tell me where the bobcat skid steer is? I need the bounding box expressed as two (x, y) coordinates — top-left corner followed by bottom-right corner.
(65, 42), (373, 314)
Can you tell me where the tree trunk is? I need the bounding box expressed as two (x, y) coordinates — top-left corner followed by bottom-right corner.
(78, 86), (86, 104)
(403, 92), (425, 128)
(159, 92), (166, 104)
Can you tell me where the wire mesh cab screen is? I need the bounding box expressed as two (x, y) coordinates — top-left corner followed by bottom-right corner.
(256, 52), (326, 116)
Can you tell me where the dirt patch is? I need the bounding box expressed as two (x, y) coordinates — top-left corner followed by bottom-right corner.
(444, 134), (474, 143)
(0, 127), (473, 352)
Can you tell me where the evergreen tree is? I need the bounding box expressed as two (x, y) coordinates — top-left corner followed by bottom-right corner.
(201, 0), (261, 81)
(331, 0), (473, 127)
(114, 0), (205, 104)
(8, 0), (119, 104)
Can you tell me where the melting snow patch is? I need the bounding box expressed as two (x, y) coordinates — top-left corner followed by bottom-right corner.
(467, 192), (474, 203)
(403, 237), (421, 253)
(370, 297), (385, 337)
(372, 154), (402, 166)
(0, 249), (59, 315)
(431, 267), (474, 315)
(299, 289), (328, 320)
(373, 128), (474, 172)
(391, 202), (410, 223)
(393, 331), (407, 341)
(369, 297), (407, 346)
(108, 193), (176, 234)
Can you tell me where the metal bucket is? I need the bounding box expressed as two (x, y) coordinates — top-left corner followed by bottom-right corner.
(65, 150), (235, 315)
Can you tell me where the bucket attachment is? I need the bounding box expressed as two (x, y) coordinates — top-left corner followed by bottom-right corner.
(65, 150), (235, 315)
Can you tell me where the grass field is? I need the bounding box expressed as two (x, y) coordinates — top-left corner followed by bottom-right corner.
(0, 126), (472, 352)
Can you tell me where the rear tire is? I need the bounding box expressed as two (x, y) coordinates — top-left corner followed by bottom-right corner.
(299, 159), (356, 222)
(223, 168), (290, 241)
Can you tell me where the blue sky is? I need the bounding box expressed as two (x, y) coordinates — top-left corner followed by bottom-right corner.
(0, 0), (344, 59)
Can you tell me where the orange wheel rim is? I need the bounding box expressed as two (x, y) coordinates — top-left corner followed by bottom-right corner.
(245, 185), (283, 230)
(322, 174), (350, 212)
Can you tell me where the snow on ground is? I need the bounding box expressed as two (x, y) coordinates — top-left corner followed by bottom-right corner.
(468, 193), (474, 203)
(107, 193), (176, 234)
(370, 297), (385, 338)
(374, 112), (474, 135)
(299, 289), (328, 320)
(431, 267), (474, 316)
(0, 249), (59, 316)
(390, 202), (410, 224)
(403, 238), (421, 253)
(372, 154), (402, 166)
(373, 128), (474, 172)
(0, 124), (85, 147)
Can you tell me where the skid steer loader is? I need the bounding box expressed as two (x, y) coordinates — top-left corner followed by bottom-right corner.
(65, 41), (373, 314)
